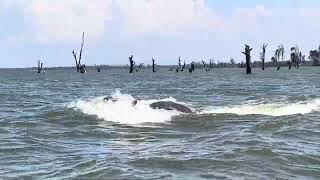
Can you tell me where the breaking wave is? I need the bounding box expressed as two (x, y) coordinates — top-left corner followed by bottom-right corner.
(69, 91), (183, 124)
(69, 90), (320, 124)
(202, 99), (320, 116)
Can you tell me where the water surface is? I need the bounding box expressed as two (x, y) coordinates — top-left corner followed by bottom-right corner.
(0, 67), (319, 179)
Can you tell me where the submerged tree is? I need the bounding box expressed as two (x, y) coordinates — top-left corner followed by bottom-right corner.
(37, 60), (43, 74)
(242, 45), (253, 74)
(271, 45), (285, 70)
(72, 32), (86, 73)
(129, 55), (135, 73)
(309, 45), (320, 66)
(260, 43), (268, 70)
(95, 64), (101, 72)
(135, 62), (144, 72)
(209, 59), (214, 68)
(290, 46), (301, 69)
(229, 58), (235, 68)
(152, 58), (157, 72)
(201, 60), (210, 71)
(188, 62), (195, 73)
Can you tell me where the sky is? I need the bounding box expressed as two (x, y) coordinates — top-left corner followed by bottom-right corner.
(1, 0), (320, 68)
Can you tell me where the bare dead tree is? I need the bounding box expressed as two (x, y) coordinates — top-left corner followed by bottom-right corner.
(177, 56), (182, 71)
(72, 50), (80, 72)
(240, 61), (244, 68)
(242, 45), (253, 74)
(182, 61), (186, 71)
(152, 58), (157, 72)
(201, 60), (210, 71)
(260, 43), (268, 70)
(136, 62), (144, 72)
(274, 45), (284, 70)
(37, 60), (43, 74)
(209, 59), (214, 68)
(298, 52), (301, 69)
(95, 64), (101, 72)
(290, 46), (301, 69)
(188, 62), (195, 73)
(72, 32), (86, 73)
(129, 55), (135, 73)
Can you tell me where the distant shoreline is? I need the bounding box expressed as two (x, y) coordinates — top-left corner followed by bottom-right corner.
(1, 61), (318, 70)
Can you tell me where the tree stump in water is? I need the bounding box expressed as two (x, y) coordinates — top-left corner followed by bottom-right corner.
(261, 43), (268, 70)
(129, 55), (135, 73)
(152, 58), (157, 72)
(242, 45), (253, 74)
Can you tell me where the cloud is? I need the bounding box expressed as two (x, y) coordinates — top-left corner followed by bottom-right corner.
(115, 0), (224, 35)
(3, 0), (320, 47)
(229, 5), (273, 32)
(4, 0), (113, 43)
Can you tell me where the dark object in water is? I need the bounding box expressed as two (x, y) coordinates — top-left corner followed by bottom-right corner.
(149, 101), (192, 113)
(129, 55), (135, 73)
(242, 44), (253, 74)
(37, 60), (43, 74)
(72, 32), (86, 73)
(277, 66), (280, 70)
(104, 96), (118, 103)
(132, 100), (138, 106)
(104, 96), (112, 101)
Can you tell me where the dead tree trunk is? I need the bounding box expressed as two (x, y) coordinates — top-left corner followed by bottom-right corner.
(242, 45), (253, 74)
(201, 60), (209, 71)
(188, 62), (195, 73)
(177, 56), (186, 71)
(297, 52), (301, 69)
(72, 50), (80, 72)
(129, 55), (135, 73)
(95, 64), (101, 72)
(136, 63), (144, 72)
(37, 60), (43, 74)
(261, 43), (268, 70)
(209, 59), (214, 69)
(72, 32), (86, 73)
(240, 61), (244, 68)
(182, 61), (186, 71)
(152, 58), (157, 72)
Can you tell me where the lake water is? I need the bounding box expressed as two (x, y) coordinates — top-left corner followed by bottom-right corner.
(0, 67), (320, 179)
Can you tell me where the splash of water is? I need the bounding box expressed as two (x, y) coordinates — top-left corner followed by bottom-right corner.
(202, 99), (320, 116)
(69, 91), (181, 124)
(69, 90), (320, 124)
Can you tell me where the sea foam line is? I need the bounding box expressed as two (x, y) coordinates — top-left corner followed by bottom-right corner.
(202, 99), (320, 116)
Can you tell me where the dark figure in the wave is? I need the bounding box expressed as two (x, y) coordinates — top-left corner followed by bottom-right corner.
(104, 96), (118, 103)
(132, 100), (138, 106)
(149, 101), (193, 113)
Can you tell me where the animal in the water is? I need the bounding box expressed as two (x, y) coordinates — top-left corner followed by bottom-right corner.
(149, 101), (193, 113)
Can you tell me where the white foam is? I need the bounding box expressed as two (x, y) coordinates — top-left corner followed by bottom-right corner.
(202, 99), (320, 116)
(69, 91), (181, 124)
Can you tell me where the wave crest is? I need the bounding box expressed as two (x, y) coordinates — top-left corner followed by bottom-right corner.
(69, 91), (182, 124)
(202, 99), (320, 116)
